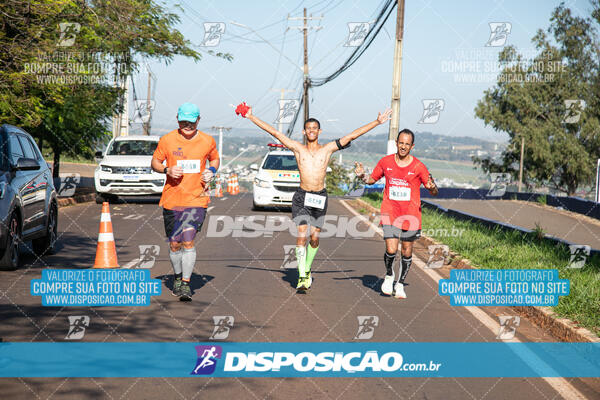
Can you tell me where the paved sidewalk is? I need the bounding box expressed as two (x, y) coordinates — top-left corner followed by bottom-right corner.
(430, 199), (600, 249)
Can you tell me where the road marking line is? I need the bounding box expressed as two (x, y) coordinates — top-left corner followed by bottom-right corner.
(339, 199), (587, 400)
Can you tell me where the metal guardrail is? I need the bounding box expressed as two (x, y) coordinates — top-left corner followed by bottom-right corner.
(363, 186), (600, 221)
(362, 186), (600, 255)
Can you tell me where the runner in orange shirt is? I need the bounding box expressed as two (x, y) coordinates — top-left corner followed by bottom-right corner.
(151, 102), (219, 301)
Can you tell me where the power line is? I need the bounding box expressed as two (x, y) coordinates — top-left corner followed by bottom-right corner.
(310, 0), (396, 87)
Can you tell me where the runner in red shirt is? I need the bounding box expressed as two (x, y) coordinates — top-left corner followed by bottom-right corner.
(355, 129), (438, 299)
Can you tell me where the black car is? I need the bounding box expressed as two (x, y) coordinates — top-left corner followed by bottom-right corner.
(0, 124), (58, 269)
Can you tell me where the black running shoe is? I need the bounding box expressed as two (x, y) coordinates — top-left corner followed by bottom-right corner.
(179, 282), (192, 301)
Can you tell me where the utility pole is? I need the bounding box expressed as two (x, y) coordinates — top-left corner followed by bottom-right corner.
(388, 0), (405, 155)
(288, 8), (322, 143)
(211, 126), (231, 167)
(112, 75), (129, 137)
(518, 135), (525, 192)
(143, 68), (153, 135)
(271, 88), (295, 132)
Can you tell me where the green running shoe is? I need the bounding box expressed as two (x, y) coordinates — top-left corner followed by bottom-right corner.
(296, 276), (307, 290)
(305, 272), (312, 289)
(172, 277), (182, 297)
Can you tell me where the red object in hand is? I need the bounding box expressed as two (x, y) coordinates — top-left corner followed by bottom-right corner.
(235, 102), (249, 118)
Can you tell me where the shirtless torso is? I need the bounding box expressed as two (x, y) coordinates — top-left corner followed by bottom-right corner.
(293, 143), (335, 191)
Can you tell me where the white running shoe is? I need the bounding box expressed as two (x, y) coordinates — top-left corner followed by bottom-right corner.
(394, 282), (406, 299)
(381, 274), (395, 295)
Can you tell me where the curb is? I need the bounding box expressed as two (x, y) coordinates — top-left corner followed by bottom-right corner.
(57, 193), (96, 208)
(352, 197), (599, 343)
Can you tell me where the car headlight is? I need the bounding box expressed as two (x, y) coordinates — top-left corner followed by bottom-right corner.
(0, 181), (7, 199)
(254, 177), (271, 188)
(101, 165), (112, 173)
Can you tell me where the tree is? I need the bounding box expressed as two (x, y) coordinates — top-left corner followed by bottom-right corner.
(474, 4), (600, 196)
(327, 158), (352, 195)
(0, 1), (231, 176)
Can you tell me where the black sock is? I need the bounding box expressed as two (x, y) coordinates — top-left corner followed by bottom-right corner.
(175, 273), (182, 280)
(384, 252), (396, 276)
(399, 256), (412, 283)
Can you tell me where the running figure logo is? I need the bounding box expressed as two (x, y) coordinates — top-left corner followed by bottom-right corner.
(344, 22), (370, 47)
(354, 316), (379, 340)
(133, 100), (156, 124)
(191, 345), (223, 375)
(275, 100), (299, 124)
(426, 245), (449, 269)
(485, 22), (511, 47)
(487, 173), (510, 197)
(58, 173), (81, 197)
(496, 316), (520, 340)
(568, 245), (590, 269)
(563, 100), (586, 124)
(65, 315), (90, 340)
(57, 22), (80, 47)
(201, 22), (225, 47)
(418, 99), (445, 124)
(210, 316), (234, 340)
(281, 245), (298, 269)
(138, 245), (160, 269)
(171, 208), (202, 240)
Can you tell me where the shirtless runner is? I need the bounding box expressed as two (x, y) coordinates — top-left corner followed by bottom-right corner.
(239, 105), (392, 291)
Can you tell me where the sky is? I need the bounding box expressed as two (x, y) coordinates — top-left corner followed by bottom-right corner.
(129, 0), (594, 143)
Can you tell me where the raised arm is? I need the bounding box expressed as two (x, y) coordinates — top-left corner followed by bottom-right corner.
(326, 108), (392, 153)
(245, 106), (301, 152)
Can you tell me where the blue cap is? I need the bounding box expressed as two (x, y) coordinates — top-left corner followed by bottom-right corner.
(177, 102), (200, 122)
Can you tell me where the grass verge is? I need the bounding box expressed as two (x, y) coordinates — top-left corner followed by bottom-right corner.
(362, 192), (600, 336)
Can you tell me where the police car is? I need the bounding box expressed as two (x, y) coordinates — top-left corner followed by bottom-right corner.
(252, 143), (300, 209)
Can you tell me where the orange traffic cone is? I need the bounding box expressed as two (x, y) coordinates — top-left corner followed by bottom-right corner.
(232, 174), (240, 195)
(215, 180), (223, 197)
(227, 175), (233, 194)
(93, 202), (119, 268)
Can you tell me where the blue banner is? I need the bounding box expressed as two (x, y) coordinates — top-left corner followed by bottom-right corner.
(439, 269), (569, 306)
(0, 342), (598, 377)
(30, 269), (161, 306)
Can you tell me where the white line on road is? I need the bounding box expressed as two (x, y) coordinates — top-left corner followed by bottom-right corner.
(121, 258), (139, 269)
(338, 199), (588, 400)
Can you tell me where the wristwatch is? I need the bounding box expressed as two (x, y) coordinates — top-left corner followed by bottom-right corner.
(163, 167), (168, 174)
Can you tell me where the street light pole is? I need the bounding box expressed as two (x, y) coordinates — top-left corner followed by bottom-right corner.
(211, 126), (231, 167)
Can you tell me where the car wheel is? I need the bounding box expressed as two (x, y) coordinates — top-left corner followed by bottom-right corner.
(96, 193), (117, 204)
(33, 203), (58, 256)
(0, 213), (20, 270)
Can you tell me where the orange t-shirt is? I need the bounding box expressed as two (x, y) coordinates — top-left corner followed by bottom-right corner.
(153, 129), (219, 209)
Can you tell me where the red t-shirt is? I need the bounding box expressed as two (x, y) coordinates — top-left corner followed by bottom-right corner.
(370, 155), (430, 230)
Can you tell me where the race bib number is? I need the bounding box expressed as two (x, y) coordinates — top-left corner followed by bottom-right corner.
(304, 193), (326, 209)
(389, 186), (411, 201)
(177, 159), (201, 173)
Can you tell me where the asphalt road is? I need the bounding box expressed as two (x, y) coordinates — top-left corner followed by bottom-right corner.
(0, 194), (597, 399)
(430, 199), (600, 250)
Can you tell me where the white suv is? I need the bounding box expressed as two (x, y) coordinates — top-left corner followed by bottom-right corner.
(253, 144), (300, 209)
(94, 135), (165, 202)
